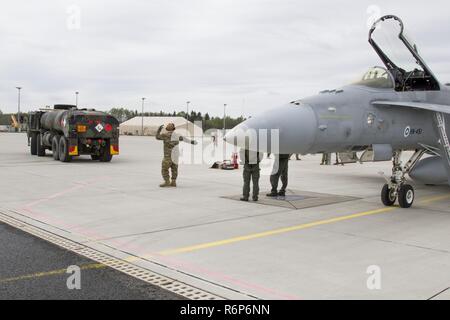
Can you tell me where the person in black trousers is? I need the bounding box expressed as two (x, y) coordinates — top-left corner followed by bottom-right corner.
(266, 153), (290, 197)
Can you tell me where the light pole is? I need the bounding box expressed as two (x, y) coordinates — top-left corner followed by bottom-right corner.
(16, 87), (22, 132)
(141, 97), (146, 136)
(75, 91), (79, 107)
(186, 101), (190, 120)
(223, 103), (227, 136)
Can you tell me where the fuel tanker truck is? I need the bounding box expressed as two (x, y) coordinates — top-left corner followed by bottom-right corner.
(27, 104), (120, 162)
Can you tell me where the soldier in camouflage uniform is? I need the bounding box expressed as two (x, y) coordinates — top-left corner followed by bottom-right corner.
(156, 123), (197, 187)
(240, 147), (262, 202)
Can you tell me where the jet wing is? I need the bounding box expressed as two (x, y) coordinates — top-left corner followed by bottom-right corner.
(372, 101), (450, 114)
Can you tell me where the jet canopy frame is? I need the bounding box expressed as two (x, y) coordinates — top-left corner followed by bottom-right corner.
(368, 15), (440, 92)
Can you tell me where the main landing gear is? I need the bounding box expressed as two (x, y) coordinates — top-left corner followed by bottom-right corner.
(380, 149), (425, 208)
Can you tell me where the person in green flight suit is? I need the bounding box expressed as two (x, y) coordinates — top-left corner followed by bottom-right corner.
(240, 146), (262, 202)
(266, 153), (291, 197)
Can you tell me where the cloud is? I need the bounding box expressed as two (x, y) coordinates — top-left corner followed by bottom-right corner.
(1, 0), (449, 116)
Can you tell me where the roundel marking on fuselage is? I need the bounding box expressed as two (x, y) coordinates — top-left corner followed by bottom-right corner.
(404, 126), (411, 138)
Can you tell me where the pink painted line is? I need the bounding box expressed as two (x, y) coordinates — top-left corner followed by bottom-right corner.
(151, 252), (300, 300)
(24, 185), (85, 208)
(23, 177), (107, 208)
(92, 234), (301, 300)
(13, 177), (300, 300)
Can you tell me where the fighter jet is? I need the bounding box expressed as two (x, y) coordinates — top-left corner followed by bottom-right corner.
(225, 15), (450, 209)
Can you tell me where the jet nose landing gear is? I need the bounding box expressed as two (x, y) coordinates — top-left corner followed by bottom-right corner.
(380, 149), (425, 209)
(398, 184), (415, 208)
(381, 183), (415, 208)
(381, 184), (397, 206)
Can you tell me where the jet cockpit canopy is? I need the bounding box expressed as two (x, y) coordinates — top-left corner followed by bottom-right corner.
(369, 15), (440, 91)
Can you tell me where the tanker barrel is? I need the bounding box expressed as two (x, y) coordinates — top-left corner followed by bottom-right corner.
(40, 110), (68, 131)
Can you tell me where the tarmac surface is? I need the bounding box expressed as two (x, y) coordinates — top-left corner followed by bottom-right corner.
(0, 132), (449, 299)
(0, 221), (182, 299)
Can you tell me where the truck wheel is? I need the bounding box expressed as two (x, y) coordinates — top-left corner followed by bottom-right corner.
(59, 136), (72, 162)
(36, 134), (46, 157)
(30, 133), (37, 155)
(52, 136), (60, 161)
(99, 145), (112, 162)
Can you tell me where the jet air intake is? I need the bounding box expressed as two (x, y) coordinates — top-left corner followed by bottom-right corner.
(409, 156), (448, 185)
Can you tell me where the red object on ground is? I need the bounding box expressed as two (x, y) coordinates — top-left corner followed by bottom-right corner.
(232, 152), (239, 169)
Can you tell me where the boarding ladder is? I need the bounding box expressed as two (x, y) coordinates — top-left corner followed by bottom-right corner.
(434, 112), (450, 172)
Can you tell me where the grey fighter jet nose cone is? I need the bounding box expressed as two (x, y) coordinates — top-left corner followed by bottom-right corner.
(225, 103), (317, 154)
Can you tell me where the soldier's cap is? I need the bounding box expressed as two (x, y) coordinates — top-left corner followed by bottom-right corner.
(166, 123), (176, 131)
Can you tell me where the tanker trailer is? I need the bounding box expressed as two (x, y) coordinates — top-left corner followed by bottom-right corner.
(27, 104), (120, 162)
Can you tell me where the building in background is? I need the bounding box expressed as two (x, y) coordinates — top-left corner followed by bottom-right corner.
(119, 116), (201, 136)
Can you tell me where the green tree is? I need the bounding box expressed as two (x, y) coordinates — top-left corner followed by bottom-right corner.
(109, 107), (245, 129)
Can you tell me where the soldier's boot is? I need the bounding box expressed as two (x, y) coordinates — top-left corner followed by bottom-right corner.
(266, 191), (278, 197)
(278, 190), (286, 197)
(159, 179), (171, 187)
(170, 179), (177, 187)
(240, 197), (249, 202)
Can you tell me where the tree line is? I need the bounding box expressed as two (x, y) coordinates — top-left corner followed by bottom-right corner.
(108, 107), (245, 131)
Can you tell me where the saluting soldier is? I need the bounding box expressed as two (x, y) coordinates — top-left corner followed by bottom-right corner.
(156, 123), (197, 187)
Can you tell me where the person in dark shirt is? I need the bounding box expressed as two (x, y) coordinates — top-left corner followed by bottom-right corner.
(239, 147), (262, 201)
(267, 154), (290, 197)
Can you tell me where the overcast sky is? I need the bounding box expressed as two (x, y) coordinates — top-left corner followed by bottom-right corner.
(1, 0), (449, 117)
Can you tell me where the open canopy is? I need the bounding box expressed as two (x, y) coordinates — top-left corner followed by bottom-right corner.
(368, 15), (440, 91)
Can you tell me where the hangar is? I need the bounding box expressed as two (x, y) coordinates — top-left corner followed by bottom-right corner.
(119, 116), (200, 136)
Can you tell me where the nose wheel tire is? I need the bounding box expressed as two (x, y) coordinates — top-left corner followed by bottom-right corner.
(398, 184), (414, 208)
(381, 184), (397, 206)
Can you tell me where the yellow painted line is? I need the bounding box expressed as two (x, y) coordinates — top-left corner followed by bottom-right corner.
(0, 263), (103, 284)
(159, 207), (395, 255)
(418, 193), (450, 204)
(3, 193), (450, 284)
(159, 193), (450, 256)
